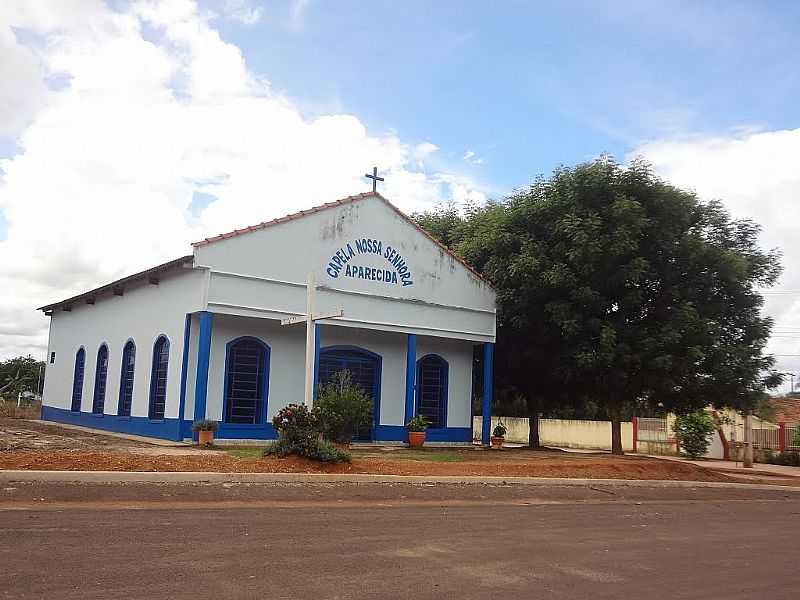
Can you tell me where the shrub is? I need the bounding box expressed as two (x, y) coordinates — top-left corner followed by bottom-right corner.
(191, 419), (219, 432)
(673, 411), (717, 459)
(765, 451), (800, 467)
(493, 422), (507, 437)
(316, 370), (373, 443)
(263, 436), (351, 463)
(794, 428), (800, 448)
(272, 403), (320, 444)
(406, 414), (430, 432)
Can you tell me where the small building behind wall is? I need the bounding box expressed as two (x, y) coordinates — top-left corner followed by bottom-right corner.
(39, 192), (497, 443)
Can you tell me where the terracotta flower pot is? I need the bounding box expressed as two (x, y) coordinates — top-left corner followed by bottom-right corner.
(490, 436), (504, 448)
(198, 430), (215, 446)
(408, 431), (426, 448)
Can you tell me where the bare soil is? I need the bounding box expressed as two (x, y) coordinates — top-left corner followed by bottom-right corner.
(0, 417), (153, 451)
(0, 418), (772, 483)
(0, 448), (738, 482)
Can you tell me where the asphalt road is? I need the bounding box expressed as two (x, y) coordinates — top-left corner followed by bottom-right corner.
(1, 482), (799, 599)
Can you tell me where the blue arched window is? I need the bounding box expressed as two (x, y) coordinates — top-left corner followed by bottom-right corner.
(92, 344), (109, 415)
(118, 340), (136, 417)
(318, 346), (381, 440)
(223, 337), (270, 424)
(416, 354), (448, 429)
(148, 336), (170, 420)
(70, 348), (86, 412)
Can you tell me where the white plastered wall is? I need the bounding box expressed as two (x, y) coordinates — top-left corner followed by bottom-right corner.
(195, 196), (496, 342)
(42, 268), (205, 419)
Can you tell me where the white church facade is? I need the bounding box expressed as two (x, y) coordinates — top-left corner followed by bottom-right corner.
(39, 192), (497, 443)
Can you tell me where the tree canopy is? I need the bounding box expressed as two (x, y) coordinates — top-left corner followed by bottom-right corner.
(413, 158), (783, 453)
(0, 355), (45, 400)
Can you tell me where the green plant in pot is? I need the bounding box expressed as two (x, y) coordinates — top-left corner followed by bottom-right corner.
(192, 419), (219, 447)
(406, 414), (430, 448)
(316, 370), (373, 447)
(491, 421), (507, 448)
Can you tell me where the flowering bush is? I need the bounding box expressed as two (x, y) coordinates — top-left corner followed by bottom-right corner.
(265, 402), (351, 463)
(272, 403), (320, 443)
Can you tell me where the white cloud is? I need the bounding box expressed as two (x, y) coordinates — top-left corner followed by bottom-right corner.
(635, 128), (800, 386)
(463, 150), (484, 165)
(0, 0), (486, 360)
(222, 0), (263, 26)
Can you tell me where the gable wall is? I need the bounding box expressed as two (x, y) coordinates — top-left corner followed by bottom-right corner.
(194, 196), (495, 342)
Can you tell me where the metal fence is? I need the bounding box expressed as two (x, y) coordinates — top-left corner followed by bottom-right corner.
(751, 426), (800, 452)
(634, 417), (679, 455)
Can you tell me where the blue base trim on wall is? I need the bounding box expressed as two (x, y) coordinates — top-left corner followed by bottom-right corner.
(373, 425), (472, 443)
(43, 406), (278, 441)
(42, 406), (184, 441)
(43, 407), (470, 443)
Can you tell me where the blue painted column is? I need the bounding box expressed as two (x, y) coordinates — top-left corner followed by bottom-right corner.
(313, 323), (321, 400)
(176, 314), (192, 441)
(193, 311), (213, 425)
(404, 334), (417, 425)
(481, 342), (494, 446)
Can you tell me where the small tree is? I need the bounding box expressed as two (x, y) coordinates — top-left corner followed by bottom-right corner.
(673, 411), (717, 459)
(316, 370), (373, 444)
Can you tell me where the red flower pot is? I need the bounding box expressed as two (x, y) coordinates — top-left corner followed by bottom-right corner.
(408, 431), (427, 448)
(490, 436), (504, 448)
(198, 430), (215, 446)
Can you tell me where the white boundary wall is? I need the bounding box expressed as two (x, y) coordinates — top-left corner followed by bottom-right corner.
(473, 416), (634, 451)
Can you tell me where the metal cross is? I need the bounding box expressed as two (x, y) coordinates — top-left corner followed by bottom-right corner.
(364, 166), (384, 192)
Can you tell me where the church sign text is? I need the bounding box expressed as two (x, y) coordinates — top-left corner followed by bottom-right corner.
(326, 238), (414, 287)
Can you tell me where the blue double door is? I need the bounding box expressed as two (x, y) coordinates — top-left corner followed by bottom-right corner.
(317, 346), (380, 441)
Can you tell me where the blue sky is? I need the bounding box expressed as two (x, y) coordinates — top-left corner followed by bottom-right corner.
(204, 0), (800, 193)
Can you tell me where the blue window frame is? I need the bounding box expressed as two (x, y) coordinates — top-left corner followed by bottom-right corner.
(118, 340), (136, 417)
(92, 344), (109, 415)
(318, 346), (381, 440)
(416, 354), (448, 429)
(70, 348), (86, 412)
(223, 337), (270, 424)
(148, 336), (170, 420)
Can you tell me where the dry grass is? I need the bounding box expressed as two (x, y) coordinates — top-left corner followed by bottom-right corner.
(0, 400), (41, 419)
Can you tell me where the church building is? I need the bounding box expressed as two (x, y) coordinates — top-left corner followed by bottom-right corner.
(39, 192), (497, 443)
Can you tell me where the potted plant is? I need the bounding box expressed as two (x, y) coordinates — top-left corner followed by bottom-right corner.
(491, 421), (507, 448)
(406, 414), (430, 448)
(192, 419), (219, 446)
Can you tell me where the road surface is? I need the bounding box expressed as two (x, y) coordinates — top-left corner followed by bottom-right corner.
(1, 482), (798, 599)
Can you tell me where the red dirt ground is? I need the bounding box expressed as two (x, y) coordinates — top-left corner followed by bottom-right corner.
(0, 449), (739, 482)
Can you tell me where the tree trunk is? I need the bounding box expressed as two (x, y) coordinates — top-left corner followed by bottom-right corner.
(609, 399), (624, 455)
(528, 396), (541, 449)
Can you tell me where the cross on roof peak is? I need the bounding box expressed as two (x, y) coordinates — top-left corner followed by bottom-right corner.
(364, 166), (384, 192)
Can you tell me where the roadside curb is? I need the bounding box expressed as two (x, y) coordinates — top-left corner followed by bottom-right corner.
(2, 470), (800, 491)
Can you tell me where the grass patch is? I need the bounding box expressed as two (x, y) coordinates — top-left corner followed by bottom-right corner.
(352, 448), (467, 462)
(219, 447), (265, 460)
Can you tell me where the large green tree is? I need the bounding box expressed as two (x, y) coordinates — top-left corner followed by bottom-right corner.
(415, 158), (782, 454)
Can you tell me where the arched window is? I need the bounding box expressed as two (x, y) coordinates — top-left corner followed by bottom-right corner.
(148, 336), (169, 420)
(118, 340), (136, 417)
(223, 337), (270, 424)
(318, 346), (381, 440)
(92, 344), (109, 415)
(416, 354), (448, 429)
(70, 348), (86, 412)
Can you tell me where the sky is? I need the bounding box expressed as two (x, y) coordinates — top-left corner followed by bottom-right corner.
(1, 0), (799, 392)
